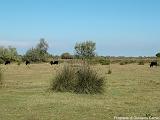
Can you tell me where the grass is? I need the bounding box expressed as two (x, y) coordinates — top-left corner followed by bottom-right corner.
(0, 63), (160, 120)
(0, 67), (3, 87)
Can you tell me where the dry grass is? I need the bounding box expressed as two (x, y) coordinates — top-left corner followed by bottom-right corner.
(0, 63), (160, 120)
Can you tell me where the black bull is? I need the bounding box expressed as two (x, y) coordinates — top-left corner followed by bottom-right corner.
(150, 61), (158, 67)
(5, 60), (11, 65)
(25, 61), (30, 65)
(50, 61), (59, 65)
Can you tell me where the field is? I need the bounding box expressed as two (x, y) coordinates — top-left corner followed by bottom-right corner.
(0, 63), (160, 120)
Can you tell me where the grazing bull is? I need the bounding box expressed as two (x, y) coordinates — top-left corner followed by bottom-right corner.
(150, 61), (157, 67)
(50, 61), (58, 65)
(25, 60), (30, 65)
(5, 60), (11, 65)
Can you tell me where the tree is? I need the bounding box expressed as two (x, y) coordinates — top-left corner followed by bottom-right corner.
(24, 38), (50, 62)
(156, 52), (160, 57)
(36, 38), (49, 54)
(74, 41), (96, 59)
(0, 46), (19, 62)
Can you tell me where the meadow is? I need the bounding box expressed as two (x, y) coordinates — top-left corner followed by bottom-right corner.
(0, 63), (160, 120)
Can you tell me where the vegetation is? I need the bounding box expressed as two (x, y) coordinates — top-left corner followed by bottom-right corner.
(74, 41), (96, 59)
(51, 65), (76, 92)
(0, 67), (3, 87)
(156, 52), (160, 57)
(51, 64), (105, 94)
(119, 59), (137, 65)
(61, 52), (73, 59)
(75, 64), (105, 94)
(107, 69), (112, 74)
(0, 46), (19, 62)
(85, 56), (110, 65)
(0, 58), (4, 64)
(98, 58), (110, 65)
(23, 38), (51, 62)
(138, 60), (145, 65)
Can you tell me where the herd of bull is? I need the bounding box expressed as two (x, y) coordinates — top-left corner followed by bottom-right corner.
(4, 60), (59, 65)
(2, 60), (159, 67)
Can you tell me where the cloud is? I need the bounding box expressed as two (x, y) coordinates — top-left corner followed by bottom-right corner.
(0, 40), (36, 48)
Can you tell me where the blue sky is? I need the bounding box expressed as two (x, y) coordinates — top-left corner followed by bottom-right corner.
(0, 0), (160, 56)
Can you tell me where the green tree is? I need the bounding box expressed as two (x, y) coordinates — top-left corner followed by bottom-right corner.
(0, 46), (19, 62)
(74, 41), (96, 59)
(36, 38), (49, 54)
(24, 38), (50, 62)
(156, 52), (160, 57)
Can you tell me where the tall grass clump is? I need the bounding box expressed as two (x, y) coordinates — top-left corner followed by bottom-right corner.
(51, 64), (105, 94)
(51, 65), (76, 92)
(75, 65), (105, 94)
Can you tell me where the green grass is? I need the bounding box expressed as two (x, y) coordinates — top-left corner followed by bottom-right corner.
(0, 63), (160, 120)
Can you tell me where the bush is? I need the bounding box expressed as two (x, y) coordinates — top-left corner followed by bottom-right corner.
(120, 60), (136, 65)
(138, 61), (145, 65)
(87, 58), (110, 65)
(0, 58), (4, 64)
(108, 69), (112, 74)
(17, 61), (22, 65)
(51, 64), (105, 94)
(120, 61), (127, 65)
(75, 65), (105, 94)
(99, 59), (110, 65)
(51, 65), (76, 92)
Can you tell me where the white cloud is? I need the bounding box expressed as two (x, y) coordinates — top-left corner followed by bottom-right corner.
(0, 40), (36, 48)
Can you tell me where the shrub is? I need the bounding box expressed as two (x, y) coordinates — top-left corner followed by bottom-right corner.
(138, 61), (145, 65)
(120, 60), (136, 65)
(0, 59), (4, 64)
(75, 65), (105, 94)
(17, 61), (22, 65)
(108, 69), (112, 74)
(87, 58), (110, 65)
(99, 59), (110, 65)
(51, 65), (76, 92)
(51, 64), (105, 94)
(120, 61), (127, 65)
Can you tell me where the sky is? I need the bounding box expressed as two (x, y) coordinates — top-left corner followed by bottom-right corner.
(0, 0), (160, 56)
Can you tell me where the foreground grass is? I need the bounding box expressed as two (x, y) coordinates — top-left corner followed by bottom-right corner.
(0, 63), (160, 120)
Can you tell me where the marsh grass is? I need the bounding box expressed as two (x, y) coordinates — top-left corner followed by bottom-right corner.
(75, 64), (105, 94)
(51, 65), (76, 92)
(51, 64), (105, 94)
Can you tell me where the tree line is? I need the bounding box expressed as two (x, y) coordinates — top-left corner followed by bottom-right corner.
(0, 38), (96, 64)
(0, 38), (160, 64)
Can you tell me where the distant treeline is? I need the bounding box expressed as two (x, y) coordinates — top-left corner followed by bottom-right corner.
(0, 38), (159, 64)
